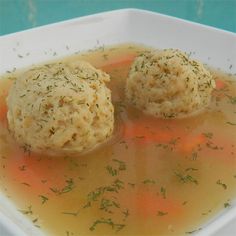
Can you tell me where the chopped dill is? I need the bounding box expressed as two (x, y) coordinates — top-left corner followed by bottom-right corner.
(226, 121), (236, 126)
(106, 159), (126, 176)
(202, 132), (213, 139)
(50, 178), (75, 195)
(19, 205), (33, 215)
(174, 171), (198, 185)
(185, 228), (202, 234)
(224, 202), (231, 208)
(89, 218), (125, 232)
(160, 186), (166, 199)
(122, 209), (129, 220)
(143, 179), (156, 184)
(106, 165), (118, 176)
(39, 195), (49, 204)
(62, 211), (79, 216)
(185, 167), (198, 172)
(99, 198), (120, 213)
(216, 179), (227, 190)
(21, 182), (31, 187)
(157, 211), (168, 216)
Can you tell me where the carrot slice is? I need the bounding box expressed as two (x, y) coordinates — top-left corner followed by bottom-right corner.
(215, 79), (226, 90)
(123, 119), (206, 153)
(7, 150), (67, 195)
(124, 122), (172, 144)
(135, 191), (182, 218)
(100, 54), (136, 71)
(180, 134), (206, 153)
(119, 189), (182, 219)
(0, 79), (13, 122)
(0, 100), (7, 122)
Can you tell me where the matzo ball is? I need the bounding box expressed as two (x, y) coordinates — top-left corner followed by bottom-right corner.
(126, 49), (215, 118)
(7, 61), (114, 155)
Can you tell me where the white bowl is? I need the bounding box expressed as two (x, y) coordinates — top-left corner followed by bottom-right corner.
(0, 9), (236, 236)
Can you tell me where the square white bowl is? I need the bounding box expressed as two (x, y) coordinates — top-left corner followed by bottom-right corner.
(0, 9), (236, 236)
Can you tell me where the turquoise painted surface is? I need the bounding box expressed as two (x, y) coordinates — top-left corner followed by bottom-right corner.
(0, 0), (236, 35)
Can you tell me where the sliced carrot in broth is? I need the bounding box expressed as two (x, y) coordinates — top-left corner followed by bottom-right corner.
(0, 101), (7, 122)
(7, 149), (68, 195)
(120, 189), (182, 219)
(101, 54), (136, 72)
(136, 191), (182, 218)
(180, 134), (206, 153)
(124, 122), (172, 144)
(0, 79), (12, 122)
(215, 79), (226, 90)
(123, 119), (206, 154)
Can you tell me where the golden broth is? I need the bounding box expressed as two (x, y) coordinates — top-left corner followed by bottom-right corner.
(0, 44), (236, 236)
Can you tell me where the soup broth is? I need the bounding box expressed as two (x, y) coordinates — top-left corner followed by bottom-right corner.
(0, 44), (236, 235)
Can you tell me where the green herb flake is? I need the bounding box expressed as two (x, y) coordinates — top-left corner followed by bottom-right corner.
(191, 152), (198, 160)
(102, 54), (108, 60)
(226, 121), (236, 126)
(174, 171), (198, 185)
(226, 95), (236, 104)
(106, 165), (118, 176)
(216, 179), (227, 190)
(224, 202), (231, 208)
(185, 167), (198, 172)
(122, 209), (129, 219)
(85, 179), (124, 208)
(112, 159), (126, 171)
(65, 231), (74, 236)
(19, 165), (26, 171)
(143, 179), (156, 184)
(39, 195), (49, 204)
(160, 187), (166, 199)
(202, 132), (213, 139)
(89, 218), (125, 232)
(106, 159), (126, 176)
(62, 211), (79, 216)
(185, 228), (202, 234)
(18, 205), (33, 215)
(99, 198), (120, 213)
(50, 178), (75, 195)
(128, 182), (135, 188)
(157, 211), (168, 216)
(21, 182), (31, 187)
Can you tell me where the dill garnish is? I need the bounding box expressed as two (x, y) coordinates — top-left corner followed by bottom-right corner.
(160, 186), (166, 199)
(216, 179), (227, 190)
(106, 159), (126, 176)
(89, 218), (125, 232)
(226, 121), (236, 126)
(39, 195), (49, 204)
(122, 209), (129, 220)
(157, 211), (168, 216)
(50, 178), (75, 195)
(202, 132), (213, 139)
(99, 198), (120, 213)
(62, 211), (79, 216)
(19, 205), (33, 215)
(185, 228), (202, 234)
(224, 202), (231, 208)
(174, 171), (198, 185)
(143, 179), (156, 184)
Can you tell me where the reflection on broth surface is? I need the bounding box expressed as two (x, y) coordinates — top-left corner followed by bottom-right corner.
(0, 44), (236, 235)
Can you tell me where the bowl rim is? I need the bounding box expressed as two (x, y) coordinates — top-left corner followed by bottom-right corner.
(0, 8), (236, 236)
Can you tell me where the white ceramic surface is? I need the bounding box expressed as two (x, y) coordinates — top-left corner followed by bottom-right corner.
(0, 9), (236, 236)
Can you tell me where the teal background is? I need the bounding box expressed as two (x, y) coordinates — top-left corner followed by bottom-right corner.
(0, 0), (236, 36)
